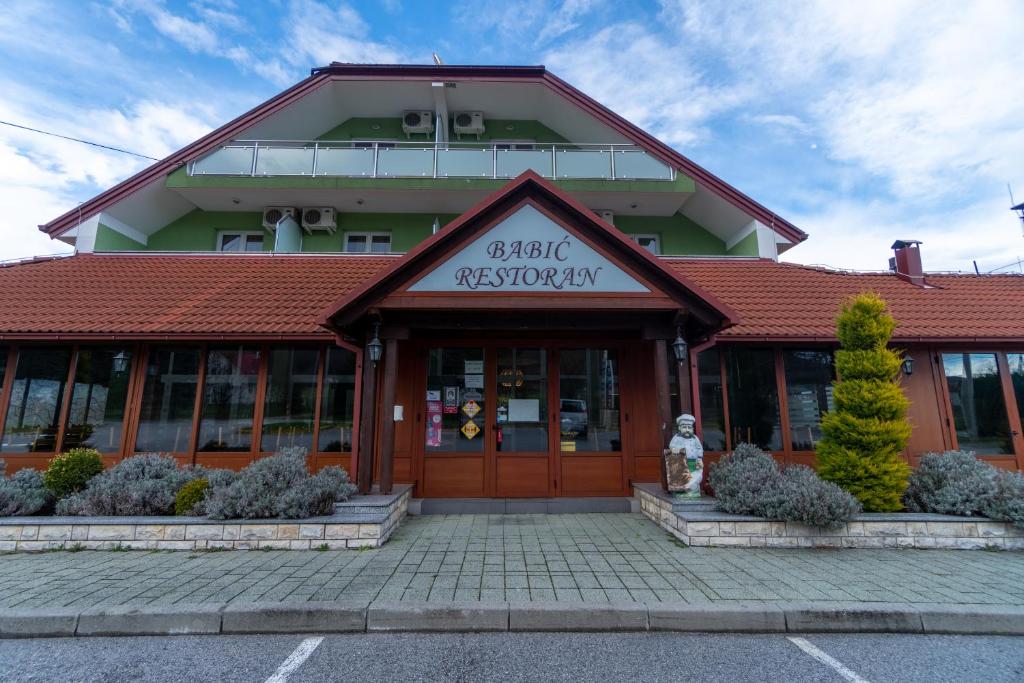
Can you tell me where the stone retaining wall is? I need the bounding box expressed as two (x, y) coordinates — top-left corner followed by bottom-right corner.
(0, 486), (410, 552)
(634, 483), (1024, 550)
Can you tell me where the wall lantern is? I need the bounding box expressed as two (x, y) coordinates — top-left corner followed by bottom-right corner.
(671, 326), (688, 363)
(367, 321), (384, 366)
(112, 350), (130, 374)
(901, 355), (914, 376)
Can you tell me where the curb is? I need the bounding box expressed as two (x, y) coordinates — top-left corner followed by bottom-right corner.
(2, 602), (1024, 638)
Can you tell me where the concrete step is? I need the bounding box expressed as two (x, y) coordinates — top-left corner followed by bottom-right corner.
(415, 497), (637, 515)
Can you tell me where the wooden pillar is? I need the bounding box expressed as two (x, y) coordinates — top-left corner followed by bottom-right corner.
(378, 338), (399, 494)
(356, 336), (379, 494)
(675, 354), (693, 416)
(653, 339), (672, 492)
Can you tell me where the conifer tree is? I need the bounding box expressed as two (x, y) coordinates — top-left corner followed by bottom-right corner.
(817, 293), (911, 511)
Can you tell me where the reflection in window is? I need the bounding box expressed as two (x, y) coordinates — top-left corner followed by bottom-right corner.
(496, 348), (547, 452)
(0, 347), (7, 390)
(783, 350), (834, 451)
(136, 347), (201, 453)
(261, 348), (319, 453)
(559, 349), (621, 452)
(1, 347), (71, 453)
(696, 349), (727, 451)
(426, 348), (485, 453)
(64, 348), (133, 452)
(943, 353), (1012, 455)
(1010, 353), (1024, 429)
(197, 346), (259, 452)
(318, 347), (357, 452)
(725, 347), (782, 451)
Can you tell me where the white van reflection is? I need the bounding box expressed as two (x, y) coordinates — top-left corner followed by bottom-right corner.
(559, 399), (588, 439)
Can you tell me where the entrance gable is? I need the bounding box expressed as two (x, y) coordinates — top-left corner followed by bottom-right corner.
(408, 204), (648, 294)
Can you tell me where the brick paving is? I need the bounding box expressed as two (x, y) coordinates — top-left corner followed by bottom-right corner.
(1, 513), (1023, 609)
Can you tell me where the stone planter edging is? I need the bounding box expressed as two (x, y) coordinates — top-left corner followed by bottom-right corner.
(0, 485), (411, 552)
(634, 483), (1024, 550)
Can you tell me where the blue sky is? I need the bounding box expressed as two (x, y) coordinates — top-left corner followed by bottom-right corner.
(1, 0), (1022, 272)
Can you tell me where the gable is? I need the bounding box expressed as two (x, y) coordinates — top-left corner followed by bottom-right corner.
(407, 205), (648, 293)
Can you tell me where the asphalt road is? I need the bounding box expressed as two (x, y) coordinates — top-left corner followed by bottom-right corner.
(1, 632), (1022, 682)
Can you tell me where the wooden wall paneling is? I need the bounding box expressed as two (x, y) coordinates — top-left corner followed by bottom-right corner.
(378, 338), (399, 493)
(356, 336), (379, 494)
(652, 339), (671, 491)
(901, 344), (950, 464)
(628, 342), (663, 484)
(560, 454), (623, 496)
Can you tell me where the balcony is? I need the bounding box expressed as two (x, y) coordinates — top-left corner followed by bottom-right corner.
(188, 140), (675, 182)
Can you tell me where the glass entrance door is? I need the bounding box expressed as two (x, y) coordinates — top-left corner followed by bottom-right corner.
(493, 348), (550, 497)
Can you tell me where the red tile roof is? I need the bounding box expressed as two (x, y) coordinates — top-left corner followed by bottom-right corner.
(0, 253), (1021, 342)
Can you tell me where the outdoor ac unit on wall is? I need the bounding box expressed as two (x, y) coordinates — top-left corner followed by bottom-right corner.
(402, 110), (434, 136)
(262, 207), (298, 230)
(596, 210), (615, 226)
(453, 111), (485, 136)
(301, 207), (337, 234)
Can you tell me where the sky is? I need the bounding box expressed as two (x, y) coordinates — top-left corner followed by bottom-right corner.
(1, 0), (1022, 273)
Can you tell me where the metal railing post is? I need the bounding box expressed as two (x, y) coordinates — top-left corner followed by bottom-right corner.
(609, 144), (616, 180)
(311, 142), (319, 177)
(492, 146), (497, 179)
(550, 145), (557, 179)
(372, 142), (379, 178)
(432, 141), (438, 178)
(250, 143), (259, 176)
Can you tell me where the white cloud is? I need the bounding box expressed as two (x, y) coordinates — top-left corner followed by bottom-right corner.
(280, 0), (409, 66)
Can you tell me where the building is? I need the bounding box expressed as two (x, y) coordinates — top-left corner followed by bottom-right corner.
(2, 64), (1023, 497)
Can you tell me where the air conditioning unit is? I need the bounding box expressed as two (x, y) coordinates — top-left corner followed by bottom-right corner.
(595, 210), (615, 226)
(262, 207), (298, 230)
(402, 110), (434, 136)
(453, 111), (485, 136)
(301, 207), (337, 234)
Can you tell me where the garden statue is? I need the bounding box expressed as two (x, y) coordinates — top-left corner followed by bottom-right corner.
(665, 413), (704, 497)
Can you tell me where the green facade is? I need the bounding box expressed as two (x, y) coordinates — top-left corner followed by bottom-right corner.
(317, 118), (568, 144)
(726, 230), (760, 256)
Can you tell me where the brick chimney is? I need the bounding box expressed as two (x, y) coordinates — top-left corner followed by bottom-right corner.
(889, 240), (925, 286)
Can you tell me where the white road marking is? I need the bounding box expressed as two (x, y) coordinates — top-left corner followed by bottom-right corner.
(787, 636), (871, 683)
(264, 636), (324, 683)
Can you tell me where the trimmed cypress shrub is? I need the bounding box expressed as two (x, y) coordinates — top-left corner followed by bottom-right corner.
(175, 477), (210, 516)
(903, 451), (995, 516)
(0, 462), (52, 516)
(816, 293), (911, 511)
(44, 448), (104, 499)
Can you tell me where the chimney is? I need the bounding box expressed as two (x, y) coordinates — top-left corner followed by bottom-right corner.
(273, 214), (303, 253)
(889, 240), (925, 286)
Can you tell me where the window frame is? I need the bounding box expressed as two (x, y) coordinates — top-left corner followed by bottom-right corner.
(629, 234), (661, 255)
(216, 230), (265, 252)
(343, 231), (392, 253)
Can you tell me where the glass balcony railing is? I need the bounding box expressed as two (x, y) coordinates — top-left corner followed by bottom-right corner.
(188, 141), (675, 182)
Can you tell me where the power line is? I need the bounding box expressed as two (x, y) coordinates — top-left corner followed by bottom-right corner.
(0, 119), (160, 161)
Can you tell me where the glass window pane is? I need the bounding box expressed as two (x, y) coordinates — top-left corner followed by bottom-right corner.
(370, 235), (391, 253)
(1010, 353), (1024, 428)
(219, 234), (241, 252)
(943, 353), (1013, 454)
(783, 349), (834, 451)
(260, 348), (319, 453)
(136, 347), (200, 453)
(697, 349), (727, 451)
(64, 347), (133, 452)
(244, 234), (264, 252)
(345, 235), (367, 253)
(426, 348), (485, 453)
(725, 347), (782, 451)
(559, 349), (621, 452)
(197, 346), (259, 452)
(496, 348), (547, 452)
(0, 346), (7, 390)
(319, 347), (356, 452)
(2, 347), (71, 453)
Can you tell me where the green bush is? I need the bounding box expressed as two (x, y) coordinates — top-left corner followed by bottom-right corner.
(44, 448), (104, 499)
(175, 477), (210, 516)
(0, 461), (53, 516)
(56, 454), (199, 516)
(816, 293), (911, 511)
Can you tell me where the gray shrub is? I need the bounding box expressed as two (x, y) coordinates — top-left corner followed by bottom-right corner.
(709, 444), (860, 527)
(204, 448), (357, 520)
(56, 454), (199, 516)
(0, 462), (52, 516)
(980, 470), (1024, 530)
(903, 450), (996, 516)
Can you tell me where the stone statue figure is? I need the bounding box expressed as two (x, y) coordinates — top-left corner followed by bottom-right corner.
(664, 413), (704, 496)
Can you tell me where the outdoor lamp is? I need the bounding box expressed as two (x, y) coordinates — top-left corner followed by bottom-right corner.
(901, 355), (914, 376)
(367, 321), (383, 366)
(671, 326), (688, 363)
(112, 350), (130, 374)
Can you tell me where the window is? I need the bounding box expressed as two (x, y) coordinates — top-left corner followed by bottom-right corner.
(344, 232), (391, 253)
(630, 235), (661, 255)
(197, 346), (259, 452)
(425, 348), (486, 453)
(559, 349), (621, 452)
(494, 141), (537, 151)
(725, 347), (782, 451)
(0, 347), (7, 391)
(217, 231), (264, 252)
(943, 353), (1013, 454)
(696, 349), (727, 451)
(64, 347), (133, 452)
(135, 347), (201, 453)
(1010, 353), (1024, 428)
(496, 348), (547, 452)
(1, 347), (72, 453)
(260, 347), (320, 453)
(783, 350), (834, 451)
(318, 347), (357, 452)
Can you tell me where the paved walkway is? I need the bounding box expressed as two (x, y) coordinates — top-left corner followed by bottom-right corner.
(1, 514), (1023, 609)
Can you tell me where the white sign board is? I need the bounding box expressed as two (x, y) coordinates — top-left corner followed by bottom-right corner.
(408, 205), (649, 293)
(508, 398), (540, 423)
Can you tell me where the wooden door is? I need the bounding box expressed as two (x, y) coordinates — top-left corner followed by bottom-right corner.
(491, 347), (552, 497)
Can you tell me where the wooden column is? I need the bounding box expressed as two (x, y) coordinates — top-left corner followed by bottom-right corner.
(356, 336), (379, 494)
(377, 338), (399, 494)
(675, 354), (693, 416)
(653, 339), (672, 492)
